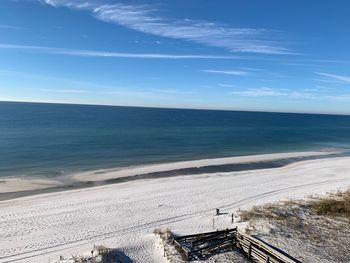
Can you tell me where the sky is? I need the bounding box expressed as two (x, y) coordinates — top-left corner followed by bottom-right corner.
(1, 0), (350, 114)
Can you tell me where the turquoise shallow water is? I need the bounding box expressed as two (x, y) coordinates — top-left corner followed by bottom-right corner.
(1, 101), (350, 178)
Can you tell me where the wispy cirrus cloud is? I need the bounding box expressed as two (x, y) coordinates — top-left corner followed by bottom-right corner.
(315, 72), (350, 83)
(218, 83), (237, 88)
(36, 0), (293, 55)
(0, 25), (20, 30)
(37, 88), (161, 98)
(151, 89), (196, 95)
(0, 43), (241, 60)
(240, 67), (265, 71)
(232, 87), (283, 97)
(0, 69), (194, 98)
(231, 87), (316, 99)
(0, 69), (119, 90)
(37, 88), (179, 101)
(38, 88), (91, 94)
(314, 78), (343, 84)
(232, 87), (350, 103)
(325, 95), (350, 101)
(202, 69), (249, 76)
(3, 43), (350, 66)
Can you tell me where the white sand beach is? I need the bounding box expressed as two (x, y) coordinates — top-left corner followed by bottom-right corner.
(0, 154), (349, 262)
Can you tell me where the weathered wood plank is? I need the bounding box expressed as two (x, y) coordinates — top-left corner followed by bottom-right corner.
(172, 228), (300, 263)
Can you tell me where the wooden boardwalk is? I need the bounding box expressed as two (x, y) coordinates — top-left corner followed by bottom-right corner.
(172, 228), (301, 262)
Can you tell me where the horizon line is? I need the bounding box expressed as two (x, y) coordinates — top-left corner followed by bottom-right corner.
(1, 99), (349, 117)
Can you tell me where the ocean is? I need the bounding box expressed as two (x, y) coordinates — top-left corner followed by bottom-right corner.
(1, 101), (350, 179)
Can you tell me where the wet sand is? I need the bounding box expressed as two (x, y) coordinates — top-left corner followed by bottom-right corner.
(0, 150), (344, 201)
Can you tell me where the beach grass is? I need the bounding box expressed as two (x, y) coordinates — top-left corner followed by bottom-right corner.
(313, 190), (350, 218)
(237, 190), (350, 262)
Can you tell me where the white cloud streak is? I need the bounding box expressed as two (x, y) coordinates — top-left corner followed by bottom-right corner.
(0, 43), (242, 60)
(218, 83), (237, 88)
(0, 25), (20, 29)
(0, 69), (116, 89)
(231, 87), (316, 99)
(37, 88), (160, 98)
(325, 95), (350, 101)
(36, 0), (292, 55)
(316, 72), (350, 83)
(0, 69), (194, 98)
(151, 89), (196, 95)
(231, 87), (350, 104)
(202, 69), (249, 76)
(38, 88), (91, 93)
(3, 43), (350, 67)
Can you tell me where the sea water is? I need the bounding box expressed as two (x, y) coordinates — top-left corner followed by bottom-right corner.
(1, 101), (350, 178)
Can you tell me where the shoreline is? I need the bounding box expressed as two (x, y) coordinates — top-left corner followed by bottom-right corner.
(0, 150), (345, 201)
(0, 155), (349, 262)
(72, 150), (342, 182)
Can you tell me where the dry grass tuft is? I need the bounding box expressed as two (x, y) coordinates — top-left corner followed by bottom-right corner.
(312, 190), (350, 219)
(153, 228), (172, 241)
(239, 200), (301, 222)
(236, 190), (350, 262)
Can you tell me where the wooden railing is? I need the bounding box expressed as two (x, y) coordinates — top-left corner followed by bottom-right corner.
(172, 228), (301, 262)
(235, 232), (301, 263)
(173, 228), (237, 260)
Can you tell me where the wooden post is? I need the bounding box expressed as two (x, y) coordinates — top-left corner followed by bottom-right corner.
(212, 217), (215, 230)
(266, 256), (270, 263)
(248, 244), (252, 258)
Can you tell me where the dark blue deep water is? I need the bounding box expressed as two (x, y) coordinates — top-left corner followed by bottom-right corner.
(1, 101), (350, 178)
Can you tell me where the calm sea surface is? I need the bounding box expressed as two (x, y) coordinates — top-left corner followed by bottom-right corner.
(1, 101), (350, 178)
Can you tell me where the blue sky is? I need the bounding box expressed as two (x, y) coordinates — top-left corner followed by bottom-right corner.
(1, 0), (350, 114)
